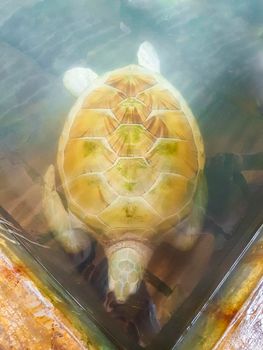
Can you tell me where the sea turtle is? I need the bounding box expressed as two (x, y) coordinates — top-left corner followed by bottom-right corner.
(42, 42), (206, 302)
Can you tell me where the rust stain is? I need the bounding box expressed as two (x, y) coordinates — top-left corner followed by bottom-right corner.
(178, 230), (263, 350)
(214, 280), (263, 350)
(0, 248), (91, 350)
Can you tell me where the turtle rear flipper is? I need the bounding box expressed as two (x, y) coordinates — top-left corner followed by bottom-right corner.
(169, 174), (207, 251)
(42, 165), (91, 253)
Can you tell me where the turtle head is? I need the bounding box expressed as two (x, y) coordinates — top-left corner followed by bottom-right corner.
(107, 241), (152, 302)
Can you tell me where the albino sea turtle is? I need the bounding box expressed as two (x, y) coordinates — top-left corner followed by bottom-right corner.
(42, 42), (206, 302)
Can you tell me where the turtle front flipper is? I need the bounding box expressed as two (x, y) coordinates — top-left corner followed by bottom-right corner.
(106, 241), (152, 302)
(42, 165), (90, 253)
(137, 41), (160, 73)
(63, 67), (98, 97)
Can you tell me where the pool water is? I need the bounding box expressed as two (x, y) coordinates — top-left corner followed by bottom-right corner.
(0, 1), (262, 348)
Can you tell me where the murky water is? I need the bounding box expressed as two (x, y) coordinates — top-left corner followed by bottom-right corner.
(0, 1), (262, 349)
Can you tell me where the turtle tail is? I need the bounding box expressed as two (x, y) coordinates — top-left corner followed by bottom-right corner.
(106, 241), (151, 302)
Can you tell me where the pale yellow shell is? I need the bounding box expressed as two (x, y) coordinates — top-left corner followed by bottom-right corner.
(58, 65), (205, 245)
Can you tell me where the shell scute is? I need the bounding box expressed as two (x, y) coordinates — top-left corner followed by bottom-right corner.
(146, 138), (198, 179)
(112, 97), (150, 123)
(108, 124), (155, 157)
(137, 85), (181, 110)
(144, 174), (193, 217)
(69, 109), (118, 138)
(99, 197), (161, 229)
(106, 65), (157, 96)
(68, 174), (117, 215)
(63, 138), (117, 178)
(82, 85), (125, 109)
(105, 157), (157, 196)
(144, 110), (194, 140)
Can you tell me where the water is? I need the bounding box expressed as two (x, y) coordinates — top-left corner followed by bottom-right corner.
(0, 1), (262, 348)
